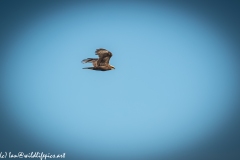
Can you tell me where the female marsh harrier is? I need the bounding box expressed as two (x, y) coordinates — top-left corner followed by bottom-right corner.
(82, 48), (115, 71)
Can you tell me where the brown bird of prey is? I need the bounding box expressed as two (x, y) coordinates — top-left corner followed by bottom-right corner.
(82, 48), (115, 71)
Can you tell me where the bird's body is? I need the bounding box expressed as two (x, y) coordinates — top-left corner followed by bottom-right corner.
(82, 48), (115, 71)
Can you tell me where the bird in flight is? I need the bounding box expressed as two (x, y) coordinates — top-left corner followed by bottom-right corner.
(82, 48), (115, 71)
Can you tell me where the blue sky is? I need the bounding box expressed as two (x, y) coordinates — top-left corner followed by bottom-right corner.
(2, 1), (239, 159)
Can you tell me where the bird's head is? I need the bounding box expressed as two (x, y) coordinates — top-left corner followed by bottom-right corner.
(110, 65), (115, 70)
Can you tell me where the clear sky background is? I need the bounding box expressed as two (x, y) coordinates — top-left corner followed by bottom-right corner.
(1, 1), (240, 160)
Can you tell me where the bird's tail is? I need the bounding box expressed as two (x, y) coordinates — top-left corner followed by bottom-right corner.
(81, 58), (98, 64)
(82, 67), (94, 70)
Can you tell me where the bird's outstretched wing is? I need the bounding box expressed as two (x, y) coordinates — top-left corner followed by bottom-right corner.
(95, 48), (112, 66)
